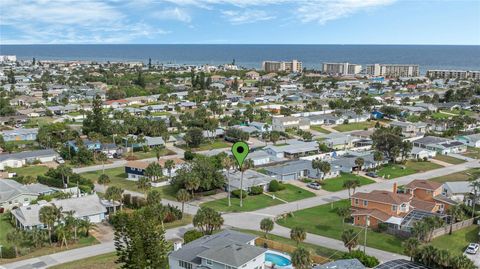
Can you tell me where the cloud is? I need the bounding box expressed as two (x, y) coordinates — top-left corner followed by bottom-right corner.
(0, 0), (169, 44)
(222, 9), (275, 24)
(153, 7), (192, 23)
(296, 0), (396, 24)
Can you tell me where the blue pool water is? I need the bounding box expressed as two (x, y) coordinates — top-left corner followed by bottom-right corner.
(265, 253), (292, 266)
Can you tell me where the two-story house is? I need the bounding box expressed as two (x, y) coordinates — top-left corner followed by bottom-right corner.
(405, 180), (456, 213)
(168, 229), (266, 269)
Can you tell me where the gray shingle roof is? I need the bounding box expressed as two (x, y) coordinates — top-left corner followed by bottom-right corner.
(314, 259), (366, 269)
(198, 243), (265, 267)
(0, 179), (43, 203)
(0, 149), (58, 162)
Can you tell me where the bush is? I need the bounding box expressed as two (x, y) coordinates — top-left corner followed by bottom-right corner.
(184, 150), (195, 161)
(299, 178), (312, 183)
(2, 246), (17, 258)
(343, 250), (380, 268)
(199, 190), (217, 197)
(231, 189), (247, 198)
(249, 186), (264, 195)
(268, 180), (285, 192)
(183, 229), (204, 243)
(376, 222), (388, 232)
(123, 193), (132, 207)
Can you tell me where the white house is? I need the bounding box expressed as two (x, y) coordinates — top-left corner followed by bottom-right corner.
(0, 149), (59, 170)
(455, 134), (480, 148)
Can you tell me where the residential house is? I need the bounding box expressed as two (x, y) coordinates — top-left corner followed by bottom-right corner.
(0, 128), (38, 141)
(0, 149), (59, 170)
(224, 170), (274, 192)
(168, 229), (266, 269)
(0, 115), (28, 126)
(125, 158), (185, 182)
(264, 140), (319, 159)
(246, 150), (285, 166)
(455, 134), (480, 148)
(271, 116), (310, 131)
(412, 136), (467, 154)
(410, 147), (437, 160)
(314, 259), (366, 269)
(389, 121), (428, 137)
(11, 194), (108, 230)
(442, 181), (476, 205)
(67, 139), (101, 152)
(263, 159), (340, 180)
(0, 179), (53, 212)
(405, 180), (456, 212)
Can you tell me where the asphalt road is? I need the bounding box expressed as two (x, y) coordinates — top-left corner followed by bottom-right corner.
(3, 158), (479, 269)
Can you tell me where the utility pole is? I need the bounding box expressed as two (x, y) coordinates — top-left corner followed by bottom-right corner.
(364, 216), (368, 253)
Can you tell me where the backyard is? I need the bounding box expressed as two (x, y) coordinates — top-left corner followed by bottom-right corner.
(180, 139), (232, 152)
(276, 199), (404, 254)
(430, 168), (480, 183)
(332, 121), (376, 132)
(80, 167), (177, 200)
(376, 161), (443, 179)
(433, 154), (466, 165)
(201, 184), (315, 212)
(430, 225), (478, 255)
(321, 173), (375, 192)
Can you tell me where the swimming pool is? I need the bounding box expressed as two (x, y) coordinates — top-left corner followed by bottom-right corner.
(265, 252), (292, 266)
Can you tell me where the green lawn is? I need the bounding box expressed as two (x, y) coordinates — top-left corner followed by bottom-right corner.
(132, 148), (175, 159)
(332, 121), (376, 132)
(433, 154), (466, 165)
(321, 173), (375, 192)
(0, 213), (14, 247)
(236, 229), (345, 260)
(23, 117), (55, 128)
(431, 112), (452, 120)
(201, 184), (315, 213)
(7, 165), (50, 178)
(430, 225), (478, 255)
(430, 168), (480, 183)
(181, 139), (232, 152)
(49, 252), (118, 269)
(376, 161), (443, 179)
(276, 199), (404, 254)
(463, 147), (480, 159)
(310, 125), (331, 134)
(80, 167), (178, 200)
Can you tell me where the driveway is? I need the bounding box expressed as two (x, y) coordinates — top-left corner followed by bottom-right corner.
(464, 251), (480, 268)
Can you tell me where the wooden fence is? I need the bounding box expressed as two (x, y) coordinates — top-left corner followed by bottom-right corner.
(431, 218), (475, 239)
(255, 237), (331, 265)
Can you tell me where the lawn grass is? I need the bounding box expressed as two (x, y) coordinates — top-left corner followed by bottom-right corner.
(310, 125), (331, 134)
(0, 213), (14, 247)
(276, 199), (404, 254)
(132, 148), (175, 159)
(430, 168), (480, 183)
(164, 214), (193, 229)
(49, 252), (118, 269)
(321, 173), (375, 192)
(433, 154), (466, 165)
(376, 161), (443, 179)
(332, 121), (376, 132)
(235, 229), (346, 260)
(463, 147), (480, 159)
(430, 225), (478, 255)
(431, 112), (452, 120)
(180, 139), (232, 152)
(7, 165), (50, 177)
(23, 117), (55, 128)
(80, 167), (178, 200)
(201, 184), (315, 213)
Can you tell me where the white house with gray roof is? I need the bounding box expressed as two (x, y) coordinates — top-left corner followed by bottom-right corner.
(168, 229), (266, 269)
(11, 194), (108, 230)
(0, 149), (59, 170)
(0, 179), (53, 212)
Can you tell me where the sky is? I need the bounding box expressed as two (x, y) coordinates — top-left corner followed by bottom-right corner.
(0, 0), (479, 45)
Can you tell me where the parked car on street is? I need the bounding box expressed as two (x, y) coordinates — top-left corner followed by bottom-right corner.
(366, 172), (378, 178)
(466, 243), (479, 254)
(307, 182), (321, 190)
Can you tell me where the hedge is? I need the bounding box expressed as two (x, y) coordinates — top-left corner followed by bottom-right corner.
(231, 189), (247, 198)
(249, 186), (264, 195)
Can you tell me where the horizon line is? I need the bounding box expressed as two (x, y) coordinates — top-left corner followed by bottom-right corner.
(1, 43), (480, 46)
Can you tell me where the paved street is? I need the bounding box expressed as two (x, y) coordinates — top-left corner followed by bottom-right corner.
(2, 159), (479, 269)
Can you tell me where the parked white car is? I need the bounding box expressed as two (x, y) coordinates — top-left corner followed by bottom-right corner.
(466, 243), (479, 254)
(56, 157), (65, 164)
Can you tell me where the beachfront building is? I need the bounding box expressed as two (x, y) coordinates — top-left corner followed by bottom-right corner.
(322, 62), (362, 76)
(262, 60), (302, 73)
(367, 64), (420, 77)
(426, 69), (480, 80)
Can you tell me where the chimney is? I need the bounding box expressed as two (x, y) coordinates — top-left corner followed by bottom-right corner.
(393, 182), (398, 194)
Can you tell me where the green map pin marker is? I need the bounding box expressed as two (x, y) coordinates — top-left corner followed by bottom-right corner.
(231, 141), (250, 168)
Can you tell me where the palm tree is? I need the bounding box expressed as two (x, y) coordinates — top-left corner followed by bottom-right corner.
(354, 157), (364, 174)
(137, 177), (151, 192)
(341, 229), (358, 252)
(55, 223), (71, 248)
(319, 161), (331, 180)
(436, 249), (451, 268)
(312, 158), (321, 177)
(105, 186), (124, 212)
(469, 180), (480, 218)
(97, 174), (110, 190)
(447, 204), (464, 235)
(146, 189), (162, 206)
(63, 210), (79, 241)
(39, 205), (61, 245)
(239, 159), (254, 207)
(164, 159), (175, 178)
(97, 152), (108, 174)
(290, 227), (306, 246)
(153, 146), (162, 162)
(420, 245), (438, 267)
(403, 237), (420, 261)
(373, 151), (384, 169)
(57, 164), (73, 187)
(185, 176), (200, 199)
(260, 218), (274, 239)
(78, 219), (94, 237)
(336, 207), (351, 227)
(291, 247), (311, 269)
(176, 189), (190, 216)
(222, 155), (234, 206)
(343, 179), (355, 198)
(145, 162), (163, 182)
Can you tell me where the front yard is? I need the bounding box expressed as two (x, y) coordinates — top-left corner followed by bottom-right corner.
(201, 184), (315, 213)
(310, 125), (331, 134)
(433, 154), (466, 165)
(430, 225), (478, 255)
(430, 168), (480, 183)
(50, 252), (118, 269)
(321, 173), (375, 192)
(131, 148), (176, 160)
(332, 121), (376, 132)
(7, 165), (50, 178)
(376, 161), (443, 179)
(80, 167), (177, 200)
(180, 139), (232, 152)
(276, 199), (404, 254)
(463, 147), (480, 159)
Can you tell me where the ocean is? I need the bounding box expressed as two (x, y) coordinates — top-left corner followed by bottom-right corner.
(0, 44), (479, 73)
